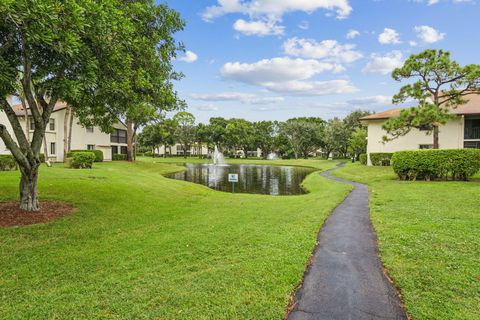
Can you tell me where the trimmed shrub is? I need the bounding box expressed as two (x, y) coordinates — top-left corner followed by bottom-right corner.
(112, 153), (127, 161)
(0, 155), (17, 171)
(370, 152), (393, 166)
(39, 153), (45, 163)
(144, 151), (154, 157)
(359, 154), (367, 165)
(68, 149), (103, 162)
(67, 152), (95, 169)
(392, 149), (480, 181)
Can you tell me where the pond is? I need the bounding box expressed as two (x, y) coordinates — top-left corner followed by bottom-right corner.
(165, 163), (315, 195)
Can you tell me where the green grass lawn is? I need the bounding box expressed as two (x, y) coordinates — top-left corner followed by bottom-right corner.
(334, 164), (480, 320)
(0, 158), (350, 319)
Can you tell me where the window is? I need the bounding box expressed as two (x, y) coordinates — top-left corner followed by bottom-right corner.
(29, 118), (35, 131)
(464, 141), (480, 149)
(110, 129), (127, 144)
(464, 118), (480, 140)
(419, 144), (433, 149)
(120, 146), (128, 154)
(86, 127), (94, 133)
(50, 142), (56, 155)
(87, 144), (95, 150)
(49, 118), (55, 131)
(111, 146), (118, 155)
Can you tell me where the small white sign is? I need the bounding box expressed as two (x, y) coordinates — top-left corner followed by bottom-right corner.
(228, 173), (239, 182)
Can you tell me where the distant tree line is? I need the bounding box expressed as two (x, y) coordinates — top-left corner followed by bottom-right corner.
(137, 110), (371, 160)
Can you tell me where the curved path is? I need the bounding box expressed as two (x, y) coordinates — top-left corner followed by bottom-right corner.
(287, 163), (407, 320)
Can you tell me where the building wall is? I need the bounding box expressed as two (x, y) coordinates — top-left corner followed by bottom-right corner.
(0, 111), (12, 155)
(0, 109), (127, 162)
(366, 116), (464, 165)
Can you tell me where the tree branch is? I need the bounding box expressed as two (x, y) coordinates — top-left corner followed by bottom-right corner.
(0, 98), (30, 152)
(19, 33), (41, 125)
(0, 124), (30, 169)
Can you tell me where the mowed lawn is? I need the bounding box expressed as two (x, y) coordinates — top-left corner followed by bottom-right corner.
(0, 159), (350, 319)
(334, 164), (480, 320)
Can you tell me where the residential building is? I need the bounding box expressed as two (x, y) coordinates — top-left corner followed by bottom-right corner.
(0, 99), (128, 162)
(361, 95), (480, 165)
(156, 144), (209, 157)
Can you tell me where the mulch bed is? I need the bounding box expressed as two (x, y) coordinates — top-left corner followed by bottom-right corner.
(0, 201), (75, 227)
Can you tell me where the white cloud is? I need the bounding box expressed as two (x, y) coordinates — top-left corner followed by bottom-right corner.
(346, 29), (360, 39)
(413, 0), (472, 5)
(409, 40), (418, 47)
(282, 38), (363, 63)
(378, 28), (401, 44)
(220, 57), (357, 96)
(190, 92), (255, 101)
(190, 92), (284, 105)
(261, 80), (358, 96)
(363, 51), (404, 75)
(178, 51), (198, 63)
(221, 57), (341, 84)
(196, 104), (219, 111)
(233, 19), (284, 36)
(298, 20), (310, 30)
(414, 25), (445, 43)
(202, 0), (353, 21)
(250, 96), (285, 104)
(347, 95), (392, 106)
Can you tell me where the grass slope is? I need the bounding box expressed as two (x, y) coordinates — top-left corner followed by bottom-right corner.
(0, 159), (350, 319)
(334, 164), (480, 320)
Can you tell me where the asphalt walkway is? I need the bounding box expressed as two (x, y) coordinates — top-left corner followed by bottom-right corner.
(287, 163), (407, 320)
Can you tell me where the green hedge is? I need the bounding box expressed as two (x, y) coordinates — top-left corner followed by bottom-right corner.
(66, 152), (96, 169)
(392, 149), (480, 181)
(370, 152), (393, 166)
(68, 149), (103, 162)
(0, 155), (17, 171)
(359, 154), (367, 165)
(112, 153), (127, 161)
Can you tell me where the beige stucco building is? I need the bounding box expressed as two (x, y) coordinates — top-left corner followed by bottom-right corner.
(0, 99), (128, 162)
(361, 95), (480, 165)
(156, 144), (209, 157)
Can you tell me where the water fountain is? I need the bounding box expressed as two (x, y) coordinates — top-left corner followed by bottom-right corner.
(212, 145), (226, 165)
(267, 152), (278, 160)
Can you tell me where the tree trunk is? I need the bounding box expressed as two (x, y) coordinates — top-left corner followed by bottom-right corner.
(20, 97), (29, 140)
(43, 136), (49, 165)
(19, 165), (40, 211)
(433, 125), (439, 149)
(126, 117), (134, 162)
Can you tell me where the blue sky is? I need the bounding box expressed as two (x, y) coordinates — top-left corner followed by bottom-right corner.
(162, 0), (479, 123)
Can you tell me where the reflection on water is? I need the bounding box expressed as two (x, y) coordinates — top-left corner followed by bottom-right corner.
(165, 163), (315, 195)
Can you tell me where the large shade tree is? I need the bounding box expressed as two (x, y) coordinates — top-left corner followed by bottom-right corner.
(225, 118), (253, 158)
(383, 49), (480, 148)
(173, 112), (196, 158)
(0, 0), (183, 211)
(279, 118), (325, 159)
(323, 118), (350, 158)
(252, 121), (277, 159)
